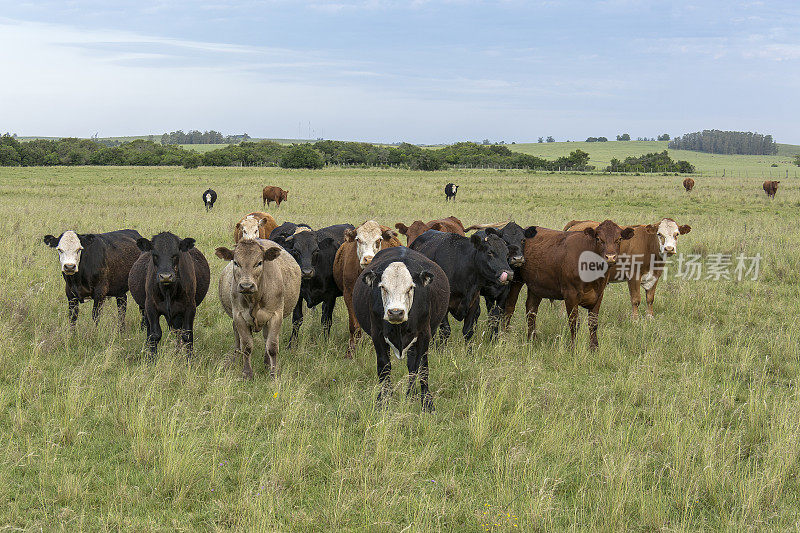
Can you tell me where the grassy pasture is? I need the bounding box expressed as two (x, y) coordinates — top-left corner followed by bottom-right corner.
(1, 165), (800, 530)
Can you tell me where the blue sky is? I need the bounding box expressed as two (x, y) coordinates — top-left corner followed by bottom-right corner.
(1, 1), (798, 143)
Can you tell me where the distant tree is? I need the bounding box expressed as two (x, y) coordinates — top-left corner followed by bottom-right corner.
(183, 154), (202, 169)
(607, 150), (693, 173)
(617, 133), (631, 141)
(280, 144), (324, 169)
(481, 139), (491, 145)
(585, 137), (598, 143)
(597, 137), (608, 142)
(669, 130), (778, 155)
(658, 133), (670, 141)
(793, 155), (800, 167)
(546, 136), (555, 143)
(0, 145), (21, 166)
(537, 137), (544, 143)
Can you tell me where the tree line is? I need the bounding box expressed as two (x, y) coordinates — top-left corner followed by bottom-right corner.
(668, 130), (777, 155)
(0, 135), (597, 171)
(160, 130), (251, 145)
(607, 151), (694, 173)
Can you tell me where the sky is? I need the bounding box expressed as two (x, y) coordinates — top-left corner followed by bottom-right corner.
(1, 0), (798, 144)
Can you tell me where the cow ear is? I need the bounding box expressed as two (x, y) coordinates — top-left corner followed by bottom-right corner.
(344, 229), (356, 242)
(137, 238), (152, 252)
(418, 271), (434, 287)
(215, 247), (234, 261)
(678, 224), (691, 235)
(523, 226), (537, 239)
(381, 229), (398, 241)
(179, 238), (196, 252)
(583, 227), (596, 239)
(621, 227), (635, 240)
(317, 236), (335, 250)
(395, 223), (408, 235)
(429, 222), (445, 232)
(470, 233), (485, 248)
(263, 246), (282, 261)
(258, 218), (270, 227)
(485, 227), (500, 236)
(43, 235), (58, 247)
(363, 271), (379, 287)
(80, 234), (95, 246)
(645, 224), (658, 234)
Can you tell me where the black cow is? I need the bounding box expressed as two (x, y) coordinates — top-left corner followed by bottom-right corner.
(353, 246), (449, 412)
(128, 232), (210, 359)
(470, 222), (535, 337)
(410, 229), (513, 340)
(43, 229), (142, 328)
(269, 221), (311, 248)
(279, 224), (355, 345)
(202, 189), (217, 211)
(444, 183), (459, 201)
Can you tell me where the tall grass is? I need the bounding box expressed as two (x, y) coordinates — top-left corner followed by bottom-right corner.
(0, 165), (798, 529)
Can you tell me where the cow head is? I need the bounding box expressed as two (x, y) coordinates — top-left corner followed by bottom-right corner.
(395, 220), (431, 245)
(237, 214), (272, 241)
(281, 190), (289, 201)
(583, 220), (634, 264)
(498, 221), (528, 267)
(344, 220), (397, 267)
(470, 228), (514, 285)
(363, 261), (433, 324)
(283, 227), (333, 280)
(43, 230), (94, 275)
(644, 218), (691, 256)
(137, 232), (195, 287)
(215, 239), (282, 295)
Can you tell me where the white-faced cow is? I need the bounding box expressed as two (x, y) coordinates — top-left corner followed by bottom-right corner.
(203, 189), (217, 211)
(43, 229), (142, 329)
(444, 183), (459, 201)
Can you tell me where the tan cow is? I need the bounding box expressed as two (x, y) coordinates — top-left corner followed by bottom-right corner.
(395, 216), (466, 245)
(333, 220), (403, 357)
(564, 218), (691, 318)
(234, 212), (278, 243)
(683, 177), (695, 192)
(763, 180), (779, 199)
(215, 239), (301, 378)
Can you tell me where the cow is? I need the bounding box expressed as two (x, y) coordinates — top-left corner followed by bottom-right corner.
(202, 188), (217, 211)
(409, 228), (513, 341)
(234, 212), (278, 243)
(682, 178), (694, 192)
(262, 186), (289, 207)
(503, 220), (634, 349)
(333, 220), (403, 357)
(279, 223), (354, 346)
(564, 219), (691, 318)
(465, 221), (532, 337)
(215, 239), (301, 378)
(43, 229), (142, 329)
(269, 221), (312, 248)
(444, 183), (459, 201)
(763, 180), (779, 199)
(128, 232), (210, 359)
(395, 216), (466, 246)
(353, 246), (449, 412)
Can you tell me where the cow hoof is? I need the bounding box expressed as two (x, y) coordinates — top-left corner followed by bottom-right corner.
(344, 351), (354, 360)
(242, 370), (254, 380)
(422, 399), (435, 413)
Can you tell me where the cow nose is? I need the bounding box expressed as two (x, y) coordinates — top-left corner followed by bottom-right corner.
(605, 254), (617, 264)
(63, 263), (77, 273)
(386, 308), (405, 322)
(361, 255), (374, 266)
(510, 255), (524, 267)
(664, 246), (676, 255)
(158, 272), (175, 284)
(238, 281), (256, 293)
(301, 268), (314, 279)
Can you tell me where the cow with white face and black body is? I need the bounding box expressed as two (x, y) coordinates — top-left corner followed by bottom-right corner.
(564, 218), (691, 318)
(353, 246), (449, 412)
(43, 229), (142, 328)
(410, 228), (513, 341)
(202, 189), (217, 211)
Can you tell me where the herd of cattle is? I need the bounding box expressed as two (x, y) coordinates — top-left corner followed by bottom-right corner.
(41, 180), (706, 411)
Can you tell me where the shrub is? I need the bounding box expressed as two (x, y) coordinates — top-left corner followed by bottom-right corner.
(280, 144), (324, 169)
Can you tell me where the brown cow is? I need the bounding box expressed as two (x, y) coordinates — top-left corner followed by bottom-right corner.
(262, 186), (288, 207)
(503, 220), (634, 349)
(234, 212), (278, 243)
(683, 177), (695, 192)
(215, 239), (301, 378)
(333, 220), (403, 357)
(763, 180), (779, 199)
(395, 216), (466, 245)
(564, 218), (691, 318)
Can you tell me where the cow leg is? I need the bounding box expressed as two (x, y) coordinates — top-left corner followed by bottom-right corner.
(263, 316), (282, 377)
(462, 300), (481, 341)
(138, 306), (147, 330)
(235, 320), (254, 379)
(645, 277), (660, 318)
(181, 309), (196, 360)
(321, 296), (336, 337)
(525, 291), (542, 341)
(627, 278), (641, 320)
(564, 295), (580, 346)
(288, 298), (303, 349)
(418, 336), (434, 412)
(91, 298), (104, 325)
(68, 298), (80, 327)
(405, 347), (419, 398)
(587, 303), (600, 350)
(438, 314), (452, 342)
(116, 296), (127, 331)
(373, 332), (392, 405)
(345, 293), (360, 359)
(144, 304), (162, 360)
(503, 281), (524, 330)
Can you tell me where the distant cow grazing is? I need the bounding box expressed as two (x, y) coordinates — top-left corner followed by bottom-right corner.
(444, 183), (459, 201)
(395, 216), (465, 245)
(763, 180), (779, 199)
(410, 228), (513, 340)
(216, 239), (301, 378)
(333, 220), (402, 357)
(683, 178), (694, 192)
(503, 220), (634, 349)
(565, 218), (691, 318)
(234, 212), (278, 243)
(128, 232), (210, 359)
(43, 229), (142, 329)
(262, 186), (289, 207)
(466, 221), (532, 336)
(279, 223), (354, 345)
(203, 188), (217, 210)
(353, 246), (449, 412)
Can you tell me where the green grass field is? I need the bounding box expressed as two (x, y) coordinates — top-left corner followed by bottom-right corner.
(509, 140), (800, 177)
(2, 165), (800, 530)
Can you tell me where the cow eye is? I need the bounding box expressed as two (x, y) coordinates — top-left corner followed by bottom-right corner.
(233, 260), (240, 268)
(356, 238), (362, 244)
(256, 261), (263, 267)
(152, 254), (159, 262)
(488, 251), (494, 257)
(375, 240), (381, 247)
